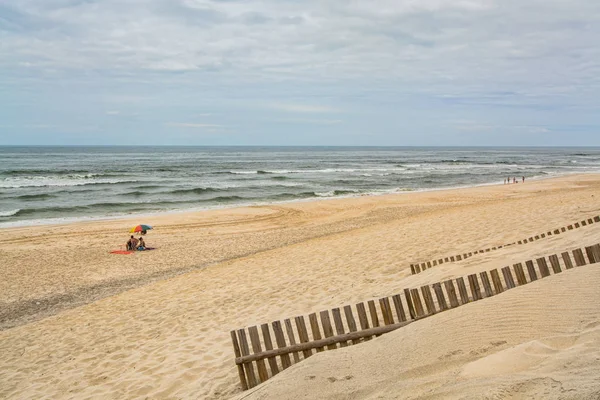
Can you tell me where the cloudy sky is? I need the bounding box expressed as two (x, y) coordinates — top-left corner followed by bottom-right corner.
(1, 0), (599, 146)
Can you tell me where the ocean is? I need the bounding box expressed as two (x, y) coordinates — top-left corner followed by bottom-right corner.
(1, 146), (599, 227)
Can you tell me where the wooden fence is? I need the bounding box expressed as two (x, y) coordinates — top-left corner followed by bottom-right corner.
(230, 242), (600, 390)
(410, 214), (600, 275)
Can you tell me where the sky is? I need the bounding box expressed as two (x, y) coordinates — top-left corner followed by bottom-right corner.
(0, 0), (599, 146)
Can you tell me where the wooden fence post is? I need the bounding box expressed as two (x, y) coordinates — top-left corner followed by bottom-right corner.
(444, 280), (460, 308)
(331, 308), (348, 348)
(490, 269), (504, 293)
(456, 277), (470, 304)
(308, 313), (324, 352)
(410, 289), (426, 317)
(501, 266), (516, 288)
(392, 294), (407, 322)
(343, 305), (360, 345)
(261, 324), (280, 376)
(284, 319), (301, 362)
(479, 271), (494, 297)
(272, 321), (293, 369)
(548, 255), (562, 274)
(230, 330), (249, 390)
(420, 286), (437, 315)
(573, 248), (586, 266)
(513, 263), (527, 285)
(525, 260), (537, 281)
(561, 252), (574, 269)
(537, 257), (550, 277)
(468, 274), (482, 301)
(295, 316), (313, 359)
(403, 289), (416, 320)
(432, 282), (448, 310)
(237, 329), (258, 388)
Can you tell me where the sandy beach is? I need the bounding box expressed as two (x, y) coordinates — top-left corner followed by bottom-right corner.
(1, 174), (600, 399)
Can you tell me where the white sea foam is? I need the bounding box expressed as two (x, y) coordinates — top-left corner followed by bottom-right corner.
(0, 209), (20, 217)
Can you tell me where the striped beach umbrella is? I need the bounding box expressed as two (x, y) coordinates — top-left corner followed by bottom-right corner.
(130, 224), (153, 233)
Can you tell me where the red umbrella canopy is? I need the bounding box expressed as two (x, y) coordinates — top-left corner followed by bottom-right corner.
(130, 224), (152, 233)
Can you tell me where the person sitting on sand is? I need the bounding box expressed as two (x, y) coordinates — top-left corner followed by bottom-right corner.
(126, 235), (138, 250)
(137, 237), (146, 251)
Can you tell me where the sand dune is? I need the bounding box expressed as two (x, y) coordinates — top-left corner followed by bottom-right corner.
(238, 265), (600, 400)
(0, 174), (599, 399)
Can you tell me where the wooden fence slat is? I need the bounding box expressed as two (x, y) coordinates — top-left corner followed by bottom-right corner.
(294, 316), (313, 359)
(272, 321), (292, 369)
(410, 264), (415, 274)
(548, 255), (562, 274)
(561, 252), (574, 269)
(427, 261), (432, 269)
(421, 262), (427, 270)
(490, 269), (504, 293)
(479, 271), (494, 297)
(588, 218), (594, 224)
(308, 313), (324, 352)
(230, 331), (248, 390)
(421, 286), (437, 314)
(541, 233), (546, 238)
(582, 220), (587, 226)
(433, 259), (438, 266)
(444, 280), (460, 308)
(392, 294), (407, 322)
(379, 297), (395, 325)
(525, 260), (537, 281)
(238, 329), (258, 388)
(248, 326), (269, 383)
(573, 249), (586, 266)
(585, 246), (597, 264)
(261, 324), (279, 376)
(438, 258), (444, 265)
(319, 311), (337, 351)
(595, 216), (600, 222)
(535, 235), (540, 240)
(415, 264), (421, 273)
(432, 283), (448, 310)
(410, 289), (426, 317)
(403, 289), (417, 320)
(554, 229), (560, 234)
(283, 319), (301, 363)
(355, 302), (371, 340)
(592, 244), (600, 263)
(502, 266), (516, 289)
(537, 257), (550, 277)
(331, 308), (347, 348)
(468, 274), (482, 301)
(568, 225), (573, 230)
(575, 222), (581, 228)
(343, 305), (361, 345)
(513, 263), (527, 285)
(450, 256), (455, 262)
(367, 300), (380, 330)
(456, 277), (470, 304)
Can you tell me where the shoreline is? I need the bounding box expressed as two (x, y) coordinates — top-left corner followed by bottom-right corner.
(0, 170), (589, 230)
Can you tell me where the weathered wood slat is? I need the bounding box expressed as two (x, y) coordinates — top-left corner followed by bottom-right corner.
(331, 308), (347, 348)
(479, 271), (494, 297)
(355, 302), (371, 340)
(236, 320), (412, 365)
(272, 321), (292, 369)
(410, 264), (415, 274)
(525, 260), (537, 281)
(548, 255), (562, 274)
(421, 286), (437, 314)
(581, 220), (587, 226)
(238, 329), (258, 388)
(501, 266), (516, 289)
(294, 316), (313, 359)
(249, 326), (269, 381)
(468, 274), (482, 301)
(592, 244), (600, 263)
(456, 277), (470, 304)
(343, 305), (361, 345)
(379, 297), (394, 325)
(411, 289), (426, 317)
(444, 280), (460, 308)
(308, 313), (324, 352)
(367, 300), (380, 330)
(573, 248), (586, 266)
(561, 252), (574, 269)
(284, 318), (301, 363)
(513, 263), (527, 285)
(490, 269), (504, 294)
(392, 294), (407, 322)
(261, 324), (279, 376)
(537, 257), (550, 277)
(432, 283), (448, 310)
(415, 264), (421, 273)
(595, 216), (600, 222)
(319, 310), (337, 350)
(230, 330), (248, 390)
(403, 289), (416, 320)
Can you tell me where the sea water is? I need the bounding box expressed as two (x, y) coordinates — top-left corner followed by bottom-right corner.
(1, 146), (599, 227)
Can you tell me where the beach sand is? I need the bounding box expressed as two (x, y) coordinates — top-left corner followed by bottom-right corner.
(1, 174), (599, 399)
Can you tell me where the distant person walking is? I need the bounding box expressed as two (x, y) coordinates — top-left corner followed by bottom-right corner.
(522, 176), (525, 183)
